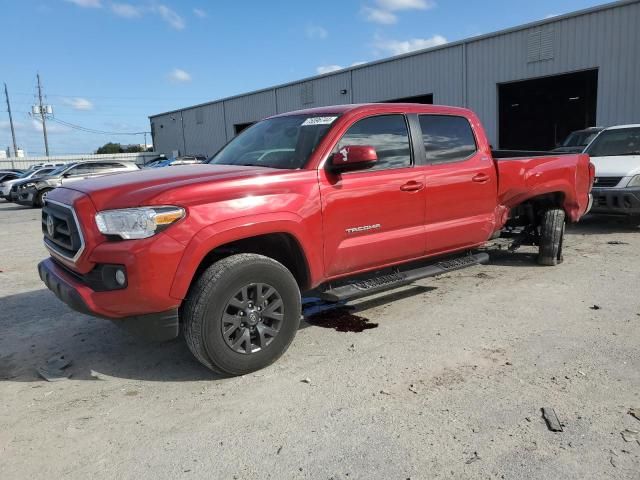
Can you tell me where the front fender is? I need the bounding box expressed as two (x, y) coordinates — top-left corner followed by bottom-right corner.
(169, 212), (323, 300)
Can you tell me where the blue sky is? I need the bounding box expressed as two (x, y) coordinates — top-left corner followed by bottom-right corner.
(1, 0), (608, 155)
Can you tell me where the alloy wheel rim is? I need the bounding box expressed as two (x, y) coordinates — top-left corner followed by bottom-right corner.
(221, 282), (284, 354)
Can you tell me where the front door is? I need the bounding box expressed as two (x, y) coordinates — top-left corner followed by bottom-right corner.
(319, 114), (426, 277)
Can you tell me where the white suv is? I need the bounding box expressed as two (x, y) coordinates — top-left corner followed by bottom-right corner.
(585, 124), (640, 216)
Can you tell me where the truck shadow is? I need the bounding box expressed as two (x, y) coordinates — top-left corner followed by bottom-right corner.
(0, 286), (436, 383)
(568, 214), (639, 234)
(0, 289), (219, 382)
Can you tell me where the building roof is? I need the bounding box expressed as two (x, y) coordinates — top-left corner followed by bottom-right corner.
(149, 0), (639, 119)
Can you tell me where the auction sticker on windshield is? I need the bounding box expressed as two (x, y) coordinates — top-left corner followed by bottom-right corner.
(302, 116), (338, 126)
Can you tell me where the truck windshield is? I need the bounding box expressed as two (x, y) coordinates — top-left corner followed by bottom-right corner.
(585, 127), (640, 156)
(209, 114), (338, 169)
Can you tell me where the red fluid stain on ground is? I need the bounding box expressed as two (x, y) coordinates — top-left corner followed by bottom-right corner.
(305, 307), (378, 332)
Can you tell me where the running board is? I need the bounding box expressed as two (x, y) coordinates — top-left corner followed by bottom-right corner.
(319, 252), (490, 302)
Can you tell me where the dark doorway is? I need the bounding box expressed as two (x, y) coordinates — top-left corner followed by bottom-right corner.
(234, 122), (255, 135)
(498, 69), (598, 150)
(384, 94), (433, 104)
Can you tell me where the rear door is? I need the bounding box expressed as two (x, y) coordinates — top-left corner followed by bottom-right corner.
(319, 114), (426, 277)
(418, 114), (498, 255)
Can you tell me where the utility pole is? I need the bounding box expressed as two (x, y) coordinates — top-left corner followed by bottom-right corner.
(4, 83), (18, 166)
(36, 74), (50, 156)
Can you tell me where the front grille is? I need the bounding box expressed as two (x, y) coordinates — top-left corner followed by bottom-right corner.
(42, 201), (84, 261)
(593, 177), (622, 188)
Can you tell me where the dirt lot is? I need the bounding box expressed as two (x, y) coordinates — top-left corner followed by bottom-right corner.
(1, 201), (639, 480)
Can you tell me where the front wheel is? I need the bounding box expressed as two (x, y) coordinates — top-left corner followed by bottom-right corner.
(35, 188), (52, 208)
(182, 254), (301, 376)
(537, 209), (565, 266)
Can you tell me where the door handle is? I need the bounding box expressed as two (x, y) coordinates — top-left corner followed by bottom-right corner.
(472, 173), (490, 183)
(400, 181), (424, 192)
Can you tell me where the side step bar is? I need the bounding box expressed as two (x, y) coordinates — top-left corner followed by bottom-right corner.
(319, 252), (489, 302)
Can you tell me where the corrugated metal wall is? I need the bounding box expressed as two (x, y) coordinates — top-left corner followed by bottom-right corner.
(466, 0), (640, 144)
(352, 45), (464, 105)
(150, 113), (184, 156)
(150, 0), (640, 156)
(182, 102), (226, 156)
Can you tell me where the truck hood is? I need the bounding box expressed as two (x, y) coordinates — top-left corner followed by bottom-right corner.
(590, 155), (640, 177)
(63, 164), (280, 210)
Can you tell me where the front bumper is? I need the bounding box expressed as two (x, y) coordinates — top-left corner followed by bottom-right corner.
(590, 187), (640, 215)
(38, 258), (180, 341)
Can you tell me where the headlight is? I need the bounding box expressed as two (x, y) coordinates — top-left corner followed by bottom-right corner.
(95, 206), (185, 239)
(627, 175), (640, 187)
(24, 182), (36, 188)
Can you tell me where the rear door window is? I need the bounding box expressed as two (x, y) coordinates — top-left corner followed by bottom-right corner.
(419, 115), (477, 163)
(68, 164), (94, 175)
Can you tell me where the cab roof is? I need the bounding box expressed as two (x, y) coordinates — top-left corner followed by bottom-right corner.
(270, 103), (473, 118)
(605, 124), (640, 130)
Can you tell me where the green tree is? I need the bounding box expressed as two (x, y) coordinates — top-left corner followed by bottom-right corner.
(123, 145), (143, 153)
(96, 142), (122, 154)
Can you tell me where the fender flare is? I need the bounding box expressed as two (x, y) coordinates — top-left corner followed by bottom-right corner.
(169, 212), (321, 299)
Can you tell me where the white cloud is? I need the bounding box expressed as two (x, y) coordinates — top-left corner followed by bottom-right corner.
(316, 61), (368, 75)
(376, 0), (434, 11)
(374, 34), (447, 56)
(361, 7), (397, 24)
(65, 0), (102, 7)
(110, 3), (142, 18)
(316, 65), (344, 75)
(306, 25), (328, 40)
(153, 5), (185, 30)
(63, 97), (94, 111)
(193, 8), (207, 18)
(362, 0), (434, 24)
(168, 68), (192, 83)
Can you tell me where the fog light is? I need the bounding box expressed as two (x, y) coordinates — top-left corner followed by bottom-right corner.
(115, 269), (126, 286)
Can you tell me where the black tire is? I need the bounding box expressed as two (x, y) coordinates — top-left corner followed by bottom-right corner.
(537, 209), (565, 266)
(182, 253), (301, 376)
(35, 188), (52, 208)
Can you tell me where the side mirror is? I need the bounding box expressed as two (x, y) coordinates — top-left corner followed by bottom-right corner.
(329, 145), (378, 172)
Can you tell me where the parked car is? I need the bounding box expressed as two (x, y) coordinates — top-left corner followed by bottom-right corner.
(150, 155), (206, 168)
(24, 162), (67, 172)
(37, 103), (593, 376)
(0, 169), (26, 184)
(584, 124), (640, 216)
(552, 127), (603, 153)
(0, 167), (57, 201)
(15, 160), (139, 207)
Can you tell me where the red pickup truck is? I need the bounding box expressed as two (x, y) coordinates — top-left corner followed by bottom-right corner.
(37, 104), (594, 375)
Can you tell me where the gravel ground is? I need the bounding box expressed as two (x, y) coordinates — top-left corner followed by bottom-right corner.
(0, 201), (639, 480)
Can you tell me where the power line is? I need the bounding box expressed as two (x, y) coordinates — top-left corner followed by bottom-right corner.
(48, 117), (149, 135)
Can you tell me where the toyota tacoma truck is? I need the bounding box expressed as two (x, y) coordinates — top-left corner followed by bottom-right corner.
(37, 104), (594, 376)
